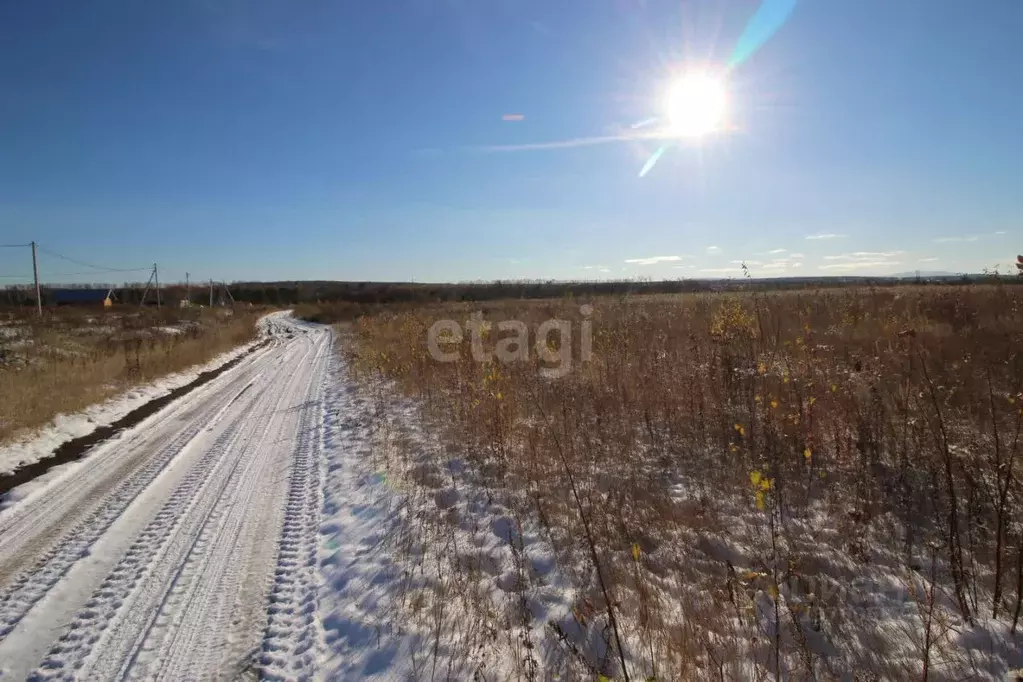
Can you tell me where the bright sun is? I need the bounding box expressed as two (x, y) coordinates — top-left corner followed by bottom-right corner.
(665, 72), (727, 138)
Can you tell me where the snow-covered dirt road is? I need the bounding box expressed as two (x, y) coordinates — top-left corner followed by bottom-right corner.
(0, 312), (332, 680)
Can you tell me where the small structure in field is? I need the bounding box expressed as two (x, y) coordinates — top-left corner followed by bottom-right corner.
(53, 288), (116, 307)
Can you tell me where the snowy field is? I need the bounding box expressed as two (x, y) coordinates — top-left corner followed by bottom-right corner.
(0, 312), (546, 680)
(0, 308), (1019, 680)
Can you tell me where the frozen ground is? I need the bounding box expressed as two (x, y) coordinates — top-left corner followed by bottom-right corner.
(1, 311), (1017, 680)
(0, 342), (257, 476)
(0, 311), (538, 680)
(0, 313), (329, 679)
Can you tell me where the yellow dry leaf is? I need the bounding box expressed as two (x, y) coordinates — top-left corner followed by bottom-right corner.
(770, 400), (779, 409)
(755, 491), (766, 510)
(767, 583), (779, 599)
(750, 471), (762, 487)
(632, 543), (641, 562)
(804, 448), (812, 461)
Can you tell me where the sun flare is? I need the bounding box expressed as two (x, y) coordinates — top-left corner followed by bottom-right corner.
(665, 72), (727, 138)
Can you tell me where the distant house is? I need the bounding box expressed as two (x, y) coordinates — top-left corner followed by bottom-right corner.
(53, 288), (115, 307)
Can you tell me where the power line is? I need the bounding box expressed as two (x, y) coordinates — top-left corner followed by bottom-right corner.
(34, 245), (150, 273)
(0, 243), (31, 248)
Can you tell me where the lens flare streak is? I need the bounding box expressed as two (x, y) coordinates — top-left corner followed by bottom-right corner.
(730, 0), (798, 67)
(638, 146), (668, 177)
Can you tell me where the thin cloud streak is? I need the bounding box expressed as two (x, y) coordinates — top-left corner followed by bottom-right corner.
(933, 236), (979, 243)
(624, 255), (685, 265)
(474, 129), (673, 153)
(805, 233), (846, 240)
(824, 251), (903, 261)
(819, 260), (901, 271)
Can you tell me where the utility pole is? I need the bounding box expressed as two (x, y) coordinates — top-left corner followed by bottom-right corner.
(31, 241), (42, 317)
(185, 272), (190, 306)
(153, 263), (161, 308)
(209, 279), (214, 307)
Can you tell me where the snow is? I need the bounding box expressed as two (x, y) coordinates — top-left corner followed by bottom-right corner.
(0, 313), (326, 679)
(312, 354), (582, 681)
(0, 312), (1017, 679)
(0, 337), (258, 476)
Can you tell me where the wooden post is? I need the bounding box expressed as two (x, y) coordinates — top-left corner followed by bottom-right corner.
(31, 241), (42, 316)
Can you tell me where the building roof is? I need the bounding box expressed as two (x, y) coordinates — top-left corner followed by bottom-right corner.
(53, 288), (115, 303)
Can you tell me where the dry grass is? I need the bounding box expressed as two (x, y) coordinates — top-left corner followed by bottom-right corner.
(341, 284), (1023, 680)
(0, 306), (262, 444)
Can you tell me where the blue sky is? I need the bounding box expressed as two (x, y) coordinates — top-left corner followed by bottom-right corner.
(1, 0), (1020, 284)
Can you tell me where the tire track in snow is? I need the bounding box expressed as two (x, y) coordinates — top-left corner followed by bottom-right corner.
(0, 361), (267, 641)
(132, 336), (325, 680)
(0, 313), (329, 680)
(43, 340), (316, 680)
(0, 340), (277, 584)
(27, 378), (283, 680)
(259, 328), (333, 681)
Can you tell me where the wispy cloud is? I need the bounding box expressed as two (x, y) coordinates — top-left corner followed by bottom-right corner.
(699, 267), (740, 274)
(706, 245), (721, 254)
(624, 255), (685, 266)
(502, 114), (525, 122)
(767, 248), (787, 254)
(789, 253), (805, 259)
(672, 264), (695, 269)
(731, 259), (763, 266)
(933, 231), (1007, 243)
(474, 128), (672, 153)
(918, 257), (939, 263)
(933, 235), (979, 243)
(747, 257), (802, 274)
(824, 251), (903, 261)
(805, 233), (846, 240)
(819, 260), (901, 271)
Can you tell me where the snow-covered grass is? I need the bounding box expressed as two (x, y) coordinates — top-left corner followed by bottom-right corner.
(332, 285), (1023, 680)
(0, 340), (257, 477)
(316, 345), (593, 680)
(0, 306), (263, 446)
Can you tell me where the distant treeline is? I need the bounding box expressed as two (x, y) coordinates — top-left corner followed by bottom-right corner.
(2, 274), (1019, 309)
(207, 275), (1021, 306)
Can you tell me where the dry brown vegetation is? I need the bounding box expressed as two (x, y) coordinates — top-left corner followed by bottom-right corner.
(0, 306), (262, 444)
(337, 284), (1023, 680)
